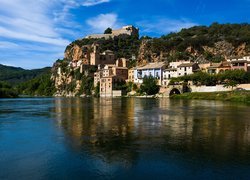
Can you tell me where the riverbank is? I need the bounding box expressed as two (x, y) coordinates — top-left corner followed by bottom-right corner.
(170, 91), (250, 102)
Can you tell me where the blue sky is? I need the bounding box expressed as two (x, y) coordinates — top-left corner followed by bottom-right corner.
(0, 0), (250, 69)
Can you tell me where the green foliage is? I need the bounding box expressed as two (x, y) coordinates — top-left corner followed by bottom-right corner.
(140, 76), (160, 95)
(104, 27), (112, 34)
(66, 80), (77, 92)
(0, 81), (18, 98)
(94, 82), (100, 97)
(78, 76), (94, 95)
(171, 91), (250, 103)
(223, 80), (238, 90)
(68, 35), (140, 59)
(126, 82), (138, 92)
(17, 73), (55, 96)
(127, 60), (137, 69)
(73, 68), (82, 80)
(0, 64), (51, 85)
(155, 23), (250, 61)
(113, 80), (127, 91)
(66, 23), (250, 64)
(211, 55), (225, 63)
(170, 70), (250, 86)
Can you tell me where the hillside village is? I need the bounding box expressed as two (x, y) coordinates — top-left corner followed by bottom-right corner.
(53, 25), (250, 97)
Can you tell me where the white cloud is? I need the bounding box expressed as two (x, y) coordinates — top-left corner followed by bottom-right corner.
(82, 0), (110, 7)
(0, 0), (70, 46)
(0, 1), (69, 68)
(53, 0), (110, 25)
(0, 41), (20, 49)
(86, 13), (122, 33)
(137, 17), (198, 36)
(0, 0), (112, 68)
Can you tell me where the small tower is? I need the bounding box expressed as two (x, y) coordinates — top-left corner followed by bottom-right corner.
(93, 43), (99, 53)
(90, 43), (100, 65)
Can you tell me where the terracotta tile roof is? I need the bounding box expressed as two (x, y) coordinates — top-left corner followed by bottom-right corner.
(207, 63), (221, 69)
(177, 63), (195, 67)
(137, 62), (166, 70)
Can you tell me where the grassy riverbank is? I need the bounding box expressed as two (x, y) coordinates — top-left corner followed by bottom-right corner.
(170, 91), (250, 102)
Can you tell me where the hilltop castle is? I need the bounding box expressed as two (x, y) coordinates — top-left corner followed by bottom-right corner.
(85, 25), (139, 39)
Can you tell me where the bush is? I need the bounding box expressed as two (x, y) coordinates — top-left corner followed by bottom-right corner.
(169, 70), (250, 87)
(140, 76), (160, 95)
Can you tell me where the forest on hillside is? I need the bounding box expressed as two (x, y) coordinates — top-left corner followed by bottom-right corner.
(0, 64), (55, 97)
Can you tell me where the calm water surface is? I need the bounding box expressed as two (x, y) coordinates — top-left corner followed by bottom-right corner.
(0, 98), (250, 179)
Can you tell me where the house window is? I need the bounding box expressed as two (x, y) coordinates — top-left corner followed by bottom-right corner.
(138, 71), (142, 78)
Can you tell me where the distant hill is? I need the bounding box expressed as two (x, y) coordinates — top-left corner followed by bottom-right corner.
(0, 64), (51, 85)
(64, 23), (250, 67)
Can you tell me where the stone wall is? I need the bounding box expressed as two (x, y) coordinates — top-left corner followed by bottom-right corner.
(190, 84), (250, 92)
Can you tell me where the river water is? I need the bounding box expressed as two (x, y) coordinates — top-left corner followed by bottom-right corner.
(0, 98), (250, 179)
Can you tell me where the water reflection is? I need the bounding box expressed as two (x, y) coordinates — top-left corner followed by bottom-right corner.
(53, 98), (139, 166)
(53, 98), (250, 165)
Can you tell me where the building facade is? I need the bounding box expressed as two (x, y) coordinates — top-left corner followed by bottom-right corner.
(90, 44), (116, 65)
(128, 68), (135, 83)
(134, 62), (166, 85)
(177, 63), (199, 77)
(162, 61), (190, 86)
(100, 76), (125, 97)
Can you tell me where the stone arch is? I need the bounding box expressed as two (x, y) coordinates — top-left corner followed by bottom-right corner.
(169, 88), (181, 96)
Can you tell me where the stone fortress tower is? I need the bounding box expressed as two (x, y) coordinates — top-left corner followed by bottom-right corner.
(85, 25), (139, 39)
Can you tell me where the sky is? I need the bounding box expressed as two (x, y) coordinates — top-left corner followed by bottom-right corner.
(0, 0), (250, 69)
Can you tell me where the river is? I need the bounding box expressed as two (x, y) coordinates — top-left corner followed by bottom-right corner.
(0, 98), (250, 179)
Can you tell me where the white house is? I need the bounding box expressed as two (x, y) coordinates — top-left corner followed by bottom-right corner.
(177, 63), (199, 77)
(162, 61), (190, 86)
(134, 62), (166, 85)
(162, 68), (178, 86)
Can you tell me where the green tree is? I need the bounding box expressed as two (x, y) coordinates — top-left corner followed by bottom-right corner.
(94, 82), (100, 97)
(104, 27), (112, 34)
(140, 76), (160, 95)
(0, 81), (18, 98)
(223, 80), (238, 90)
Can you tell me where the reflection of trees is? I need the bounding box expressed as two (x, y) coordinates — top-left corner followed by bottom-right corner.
(160, 100), (250, 162)
(53, 97), (250, 165)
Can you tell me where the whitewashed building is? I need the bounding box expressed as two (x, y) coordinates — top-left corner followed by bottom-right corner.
(177, 63), (199, 77)
(162, 61), (190, 86)
(134, 62), (166, 85)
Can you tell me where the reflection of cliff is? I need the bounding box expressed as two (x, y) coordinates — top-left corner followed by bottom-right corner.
(54, 97), (138, 164)
(53, 98), (250, 164)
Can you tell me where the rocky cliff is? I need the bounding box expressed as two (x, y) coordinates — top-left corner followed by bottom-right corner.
(51, 23), (250, 96)
(136, 40), (248, 66)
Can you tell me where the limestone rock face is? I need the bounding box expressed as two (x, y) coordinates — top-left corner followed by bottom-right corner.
(137, 40), (162, 66)
(202, 41), (234, 57)
(51, 60), (83, 97)
(234, 43), (247, 56)
(185, 46), (199, 56)
(137, 40), (249, 65)
(65, 44), (83, 61)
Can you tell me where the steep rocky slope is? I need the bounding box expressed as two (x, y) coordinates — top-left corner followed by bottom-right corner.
(52, 23), (250, 96)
